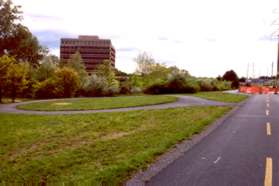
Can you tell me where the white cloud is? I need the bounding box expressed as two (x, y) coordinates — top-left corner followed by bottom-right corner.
(13, 0), (279, 77)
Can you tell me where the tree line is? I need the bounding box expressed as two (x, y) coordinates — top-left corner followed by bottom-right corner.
(0, 0), (239, 103)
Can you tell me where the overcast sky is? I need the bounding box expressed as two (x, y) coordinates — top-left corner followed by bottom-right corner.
(13, 0), (279, 77)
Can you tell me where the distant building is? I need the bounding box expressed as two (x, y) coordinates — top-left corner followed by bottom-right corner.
(60, 35), (115, 71)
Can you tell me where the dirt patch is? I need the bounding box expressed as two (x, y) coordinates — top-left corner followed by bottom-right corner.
(52, 102), (72, 106)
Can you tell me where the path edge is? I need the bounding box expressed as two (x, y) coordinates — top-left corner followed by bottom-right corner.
(125, 96), (250, 186)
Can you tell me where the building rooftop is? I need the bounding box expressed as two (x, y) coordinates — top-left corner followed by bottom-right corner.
(61, 35), (113, 48)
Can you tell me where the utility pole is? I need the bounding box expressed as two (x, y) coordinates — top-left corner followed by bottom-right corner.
(277, 34), (279, 93)
(272, 62), (274, 77)
(253, 62), (255, 79)
(246, 63), (250, 80)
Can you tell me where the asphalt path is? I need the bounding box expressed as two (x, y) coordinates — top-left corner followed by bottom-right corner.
(147, 94), (277, 186)
(0, 96), (232, 115)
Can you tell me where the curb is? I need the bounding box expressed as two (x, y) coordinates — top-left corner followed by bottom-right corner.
(125, 96), (250, 186)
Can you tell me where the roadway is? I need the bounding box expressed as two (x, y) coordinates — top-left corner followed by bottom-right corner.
(147, 94), (277, 186)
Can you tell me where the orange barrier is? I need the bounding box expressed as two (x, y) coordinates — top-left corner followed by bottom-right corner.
(239, 86), (279, 94)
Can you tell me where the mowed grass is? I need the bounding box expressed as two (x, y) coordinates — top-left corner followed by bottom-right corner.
(192, 92), (248, 103)
(0, 106), (231, 185)
(17, 95), (177, 111)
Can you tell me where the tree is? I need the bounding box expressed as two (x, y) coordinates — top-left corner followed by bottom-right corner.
(83, 74), (109, 96)
(96, 60), (119, 94)
(222, 70), (239, 88)
(134, 52), (156, 75)
(54, 67), (80, 98)
(0, 54), (15, 102)
(67, 51), (88, 88)
(7, 24), (45, 66)
(5, 62), (28, 102)
(0, 0), (22, 40)
(35, 55), (57, 81)
(0, 0), (45, 66)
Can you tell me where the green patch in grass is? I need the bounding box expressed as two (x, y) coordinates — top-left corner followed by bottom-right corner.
(17, 95), (177, 111)
(0, 106), (231, 185)
(192, 91), (248, 103)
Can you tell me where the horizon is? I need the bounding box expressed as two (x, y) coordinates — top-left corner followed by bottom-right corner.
(14, 0), (279, 78)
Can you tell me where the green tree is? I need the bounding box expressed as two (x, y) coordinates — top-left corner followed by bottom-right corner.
(223, 70), (239, 88)
(35, 55), (57, 81)
(5, 62), (28, 102)
(0, 0), (45, 66)
(0, 54), (15, 102)
(54, 67), (80, 98)
(67, 51), (87, 86)
(8, 25), (45, 66)
(134, 52), (156, 75)
(95, 60), (119, 94)
(0, 0), (22, 40)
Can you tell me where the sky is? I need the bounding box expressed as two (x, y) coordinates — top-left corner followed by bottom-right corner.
(13, 0), (279, 77)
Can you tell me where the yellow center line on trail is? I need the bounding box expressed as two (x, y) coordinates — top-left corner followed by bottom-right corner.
(266, 110), (269, 116)
(266, 122), (271, 136)
(264, 157), (273, 186)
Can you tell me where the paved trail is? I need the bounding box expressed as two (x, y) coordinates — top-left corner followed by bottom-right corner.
(0, 96), (233, 115)
(147, 94), (277, 186)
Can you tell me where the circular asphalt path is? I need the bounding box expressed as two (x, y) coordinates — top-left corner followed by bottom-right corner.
(0, 96), (235, 115)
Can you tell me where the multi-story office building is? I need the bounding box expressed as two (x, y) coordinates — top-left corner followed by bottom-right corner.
(60, 35), (115, 71)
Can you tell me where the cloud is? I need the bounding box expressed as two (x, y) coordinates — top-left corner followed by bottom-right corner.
(258, 34), (279, 42)
(26, 13), (62, 21)
(117, 47), (139, 52)
(157, 36), (169, 41)
(33, 30), (74, 49)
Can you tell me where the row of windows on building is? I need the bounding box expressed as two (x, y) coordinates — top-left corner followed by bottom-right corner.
(61, 40), (111, 46)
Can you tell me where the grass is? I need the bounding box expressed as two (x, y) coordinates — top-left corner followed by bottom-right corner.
(17, 95), (177, 111)
(0, 106), (231, 185)
(192, 91), (248, 103)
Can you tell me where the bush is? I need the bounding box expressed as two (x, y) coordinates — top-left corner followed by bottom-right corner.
(83, 74), (120, 96)
(34, 79), (58, 99)
(144, 77), (200, 94)
(54, 67), (80, 98)
(199, 80), (214, 91)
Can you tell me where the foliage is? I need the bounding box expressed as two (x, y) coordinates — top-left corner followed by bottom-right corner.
(83, 74), (109, 96)
(66, 51), (87, 86)
(0, 0), (44, 66)
(83, 60), (120, 96)
(0, 0), (22, 40)
(7, 24), (45, 66)
(19, 62), (36, 98)
(34, 78), (59, 99)
(134, 52), (156, 75)
(5, 62), (28, 102)
(54, 67), (80, 98)
(222, 70), (239, 88)
(35, 55), (57, 82)
(0, 54), (15, 102)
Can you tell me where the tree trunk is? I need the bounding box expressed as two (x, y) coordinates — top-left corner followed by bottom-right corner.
(11, 84), (16, 103)
(0, 87), (2, 103)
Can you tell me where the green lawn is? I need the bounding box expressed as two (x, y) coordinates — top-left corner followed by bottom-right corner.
(0, 106), (231, 185)
(17, 95), (177, 111)
(192, 92), (248, 103)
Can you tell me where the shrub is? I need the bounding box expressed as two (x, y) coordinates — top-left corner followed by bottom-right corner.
(83, 74), (109, 96)
(144, 77), (200, 94)
(34, 79), (58, 99)
(54, 67), (80, 98)
(199, 80), (214, 91)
